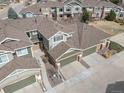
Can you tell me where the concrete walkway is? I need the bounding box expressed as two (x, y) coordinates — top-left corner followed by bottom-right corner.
(33, 49), (52, 91)
(46, 68), (94, 93)
(83, 51), (124, 67)
(46, 51), (124, 93)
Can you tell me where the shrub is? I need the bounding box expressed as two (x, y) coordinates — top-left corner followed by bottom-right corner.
(81, 8), (90, 23)
(110, 0), (120, 4)
(105, 10), (116, 21)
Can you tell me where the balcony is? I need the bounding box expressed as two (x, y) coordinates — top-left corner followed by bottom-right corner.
(30, 35), (40, 43)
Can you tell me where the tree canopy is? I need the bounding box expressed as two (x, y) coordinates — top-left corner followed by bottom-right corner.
(81, 8), (90, 23)
(105, 10), (116, 21)
(110, 0), (120, 4)
(8, 8), (18, 19)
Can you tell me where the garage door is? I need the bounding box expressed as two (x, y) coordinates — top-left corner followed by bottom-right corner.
(59, 55), (77, 67)
(83, 46), (96, 57)
(3, 76), (36, 93)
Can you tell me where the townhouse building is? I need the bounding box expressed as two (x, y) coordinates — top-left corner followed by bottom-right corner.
(20, 0), (124, 20)
(2, 16), (124, 93)
(7, 17), (110, 67)
(0, 19), (41, 93)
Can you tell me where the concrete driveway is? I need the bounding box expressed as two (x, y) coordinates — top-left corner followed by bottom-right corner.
(46, 51), (124, 93)
(60, 61), (86, 79)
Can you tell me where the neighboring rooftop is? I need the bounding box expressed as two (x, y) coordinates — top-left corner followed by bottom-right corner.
(0, 19), (33, 52)
(49, 42), (71, 60)
(0, 40), (32, 52)
(0, 55), (40, 81)
(20, 1), (64, 15)
(64, 0), (122, 8)
(0, 0), (10, 5)
(0, 17), (75, 39)
(67, 22), (111, 50)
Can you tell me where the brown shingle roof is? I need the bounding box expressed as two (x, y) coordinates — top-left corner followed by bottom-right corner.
(64, 0), (122, 8)
(0, 17), (74, 39)
(95, 0), (122, 8)
(66, 22), (111, 49)
(0, 19), (33, 43)
(20, 1), (64, 15)
(0, 40), (32, 51)
(0, 19), (33, 52)
(37, 17), (74, 39)
(0, 55), (40, 81)
(0, 17), (75, 52)
(49, 42), (70, 60)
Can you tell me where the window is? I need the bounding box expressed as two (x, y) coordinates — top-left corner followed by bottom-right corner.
(32, 31), (38, 35)
(59, 8), (63, 12)
(16, 48), (28, 57)
(39, 8), (41, 12)
(0, 54), (8, 63)
(75, 7), (79, 11)
(66, 8), (71, 11)
(28, 31), (38, 38)
(98, 8), (100, 10)
(115, 10), (118, 12)
(59, 14), (63, 17)
(120, 13), (123, 17)
(54, 35), (63, 42)
(96, 13), (99, 17)
(26, 12), (33, 18)
(89, 7), (92, 9)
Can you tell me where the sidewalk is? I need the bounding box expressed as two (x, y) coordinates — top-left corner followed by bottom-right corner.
(33, 49), (52, 91)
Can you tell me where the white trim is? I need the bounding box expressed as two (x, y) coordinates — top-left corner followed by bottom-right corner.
(0, 68), (41, 87)
(14, 45), (32, 51)
(56, 48), (70, 61)
(82, 44), (97, 51)
(9, 69), (40, 77)
(48, 31), (65, 40)
(25, 29), (38, 33)
(58, 52), (81, 62)
(0, 50), (13, 53)
(16, 48), (29, 57)
(64, 0), (82, 7)
(0, 38), (20, 44)
(56, 48), (82, 61)
(0, 45), (32, 54)
(0, 53), (9, 64)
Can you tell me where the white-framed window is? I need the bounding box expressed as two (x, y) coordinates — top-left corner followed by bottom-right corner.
(0, 54), (8, 63)
(54, 35), (63, 42)
(59, 8), (63, 12)
(75, 7), (79, 11)
(16, 48), (28, 57)
(32, 31), (38, 35)
(66, 7), (71, 11)
(25, 12), (33, 18)
(28, 31), (38, 38)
